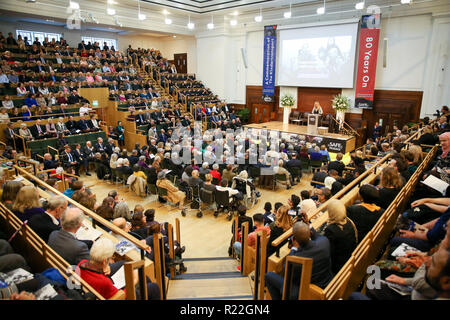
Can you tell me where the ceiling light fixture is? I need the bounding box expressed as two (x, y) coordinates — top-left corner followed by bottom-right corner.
(137, 0), (146, 20)
(230, 19), (237, 26)
(254, 8), (262, 23)
(69, 1), (79, 10)
(355, 1), (365, 10)
(207, 16), (214, 30)
(165, 17), (172, 24)
(107, 8), (116, 15)
(317, 0), (325, 14)
(187, 16), (195, 29)
(232, 11), (239, 16)
(284, 3), (292, 19)
(400, 0), (411, 4)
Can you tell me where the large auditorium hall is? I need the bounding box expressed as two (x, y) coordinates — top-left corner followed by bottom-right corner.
(0, 0), (449, 309)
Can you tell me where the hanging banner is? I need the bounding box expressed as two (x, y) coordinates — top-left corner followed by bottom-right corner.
(355, 14), (381, 109)
(262, 25), (277, 103)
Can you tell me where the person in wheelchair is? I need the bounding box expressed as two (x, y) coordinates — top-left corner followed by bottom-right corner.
(231, 170), (261, 207)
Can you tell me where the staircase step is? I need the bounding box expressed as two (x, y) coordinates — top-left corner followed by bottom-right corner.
(176, 271), (245, 280)
(167, 277), (253, 300)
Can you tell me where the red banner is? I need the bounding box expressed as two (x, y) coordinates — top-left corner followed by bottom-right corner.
(355, 15), (381, 109)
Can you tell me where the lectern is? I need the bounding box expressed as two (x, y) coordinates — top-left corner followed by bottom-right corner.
(307, 114), (319, 134)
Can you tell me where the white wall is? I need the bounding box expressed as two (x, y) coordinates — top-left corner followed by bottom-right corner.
(158, 37), (197, 75)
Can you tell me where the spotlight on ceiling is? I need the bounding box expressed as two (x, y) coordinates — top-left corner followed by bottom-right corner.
(284, 11), (291, 19)
(401, 0), (412, 3)
(138, 13), (146, 20)
(165, 18), (172, 25)
(230, 19), (237, 26)
(107, 8), (116, 15)
(317, 7), (325, 14)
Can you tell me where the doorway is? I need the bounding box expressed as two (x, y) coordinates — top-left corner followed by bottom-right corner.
(174, 53), (187, 74)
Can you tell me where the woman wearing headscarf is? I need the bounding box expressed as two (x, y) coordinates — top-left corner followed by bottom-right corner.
(156, 171), (187, 216)
(323, 199), (358, 274)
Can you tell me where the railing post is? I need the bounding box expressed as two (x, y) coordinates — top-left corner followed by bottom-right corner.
(258, 230), (268, 300)
(253, 232), (261, 300)
(240, 222), (248, 275)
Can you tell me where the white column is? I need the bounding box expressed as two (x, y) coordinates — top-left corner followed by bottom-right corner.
(282, 106), (292, 125)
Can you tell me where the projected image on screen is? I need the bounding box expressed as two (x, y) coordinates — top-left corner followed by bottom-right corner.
(278, 23), (358, 88)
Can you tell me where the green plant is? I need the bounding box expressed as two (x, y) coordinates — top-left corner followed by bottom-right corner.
(238, 107), (250, 124)
(331, 94), (350, 112)
(280, 93), (295, 107)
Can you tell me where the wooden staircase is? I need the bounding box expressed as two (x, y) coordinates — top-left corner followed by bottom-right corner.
(167, 257), (254, 300)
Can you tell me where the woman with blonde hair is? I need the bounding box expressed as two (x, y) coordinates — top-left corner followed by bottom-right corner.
(267, 205), (294, 256)
(324, 199), (358, 273)
(408, 145), (423, 165)
(12, 185), (45, 222)
(377, 167), (403, 209)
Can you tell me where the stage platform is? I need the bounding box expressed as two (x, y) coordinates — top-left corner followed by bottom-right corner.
(244, 121), (356, 154)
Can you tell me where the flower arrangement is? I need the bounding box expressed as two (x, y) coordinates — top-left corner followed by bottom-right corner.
(280, 93), (295, 107)
(331, 94), (350, 112)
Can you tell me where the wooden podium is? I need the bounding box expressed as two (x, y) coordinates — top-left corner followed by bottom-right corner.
(307, 114), (319, 134)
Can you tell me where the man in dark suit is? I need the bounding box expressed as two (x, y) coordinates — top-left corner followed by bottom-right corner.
(157, 129), (168, 144)
(327, 153), (346, 177)
(173, 105), (182, 119)
(29, 196), (67, 243)
(94, 137), (106, 154)
(43, 153), (58, 170)
(48, 208), (91, 265)
(286, 153), (302, 183)
(62, 145), (80, 176)
(135, 110), (147, 126)
(30, 119), (47, 140)
(105, 138), (116, 157)
(77, 115), (91, 133)
(3, 122), (19, 149)
(265, 221), (333, 300)
(66, 115), (79, 134)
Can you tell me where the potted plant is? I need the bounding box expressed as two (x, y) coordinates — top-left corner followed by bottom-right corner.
(238, 107), (250, 124)
(332, 94), (349, 128)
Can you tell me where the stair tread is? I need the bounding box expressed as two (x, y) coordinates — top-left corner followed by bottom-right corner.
(167, 277), (253, 300)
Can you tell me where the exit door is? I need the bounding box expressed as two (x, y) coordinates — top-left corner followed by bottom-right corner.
(174, 53), (187, 74)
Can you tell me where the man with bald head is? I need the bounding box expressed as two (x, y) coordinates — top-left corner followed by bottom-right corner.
(48, 207), (91, 265)
(264, 221), (333, 300)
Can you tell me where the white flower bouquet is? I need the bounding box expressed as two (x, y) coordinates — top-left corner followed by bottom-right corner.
(331, 94), (350, 111)
(280, 94), (295, 107)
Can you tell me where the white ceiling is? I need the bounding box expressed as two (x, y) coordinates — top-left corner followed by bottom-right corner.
(0, 0), (449, 37)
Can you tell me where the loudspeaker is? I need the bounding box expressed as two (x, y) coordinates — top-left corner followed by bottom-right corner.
(241, 47), (248, 69)
(383, 38), (388, 68)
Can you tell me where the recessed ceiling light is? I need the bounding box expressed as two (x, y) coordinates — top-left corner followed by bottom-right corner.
(138, 13), (146, 20)
(165, 18), (172, 24)
(232, 11), (239, 16)
(317, 7), (325, 14)
(284, 11), (291, 19)
(107, 8), (116, 15)
(230, 19), (237, 26)
(107, 0), (116, 4)
(207, 22), (214, 30)
(163, 9), (169, 15)
(401, 0), (411, 3)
